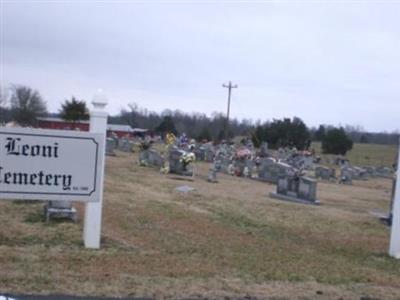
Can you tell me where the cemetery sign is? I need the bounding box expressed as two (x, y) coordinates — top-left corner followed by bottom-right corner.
(0, 127), (104, 202)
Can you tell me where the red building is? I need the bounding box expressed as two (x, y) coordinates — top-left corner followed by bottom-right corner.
(37, 117), (149, 138)
(37, 117), (89, 131)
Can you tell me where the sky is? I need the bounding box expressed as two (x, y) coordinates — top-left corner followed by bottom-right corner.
(1, 0), (399, 132)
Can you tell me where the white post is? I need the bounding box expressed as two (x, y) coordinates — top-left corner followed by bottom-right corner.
(83, 90), (108, 249)
(389, 137), (400, 258)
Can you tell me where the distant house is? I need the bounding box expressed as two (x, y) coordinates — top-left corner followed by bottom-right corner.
(37, 117), (150, 138)
(106, 124), (134, 138)
(37, 117), (89, 131)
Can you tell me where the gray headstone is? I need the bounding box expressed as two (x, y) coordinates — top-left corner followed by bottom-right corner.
(106, 138), (116, 156)
(44, 201), (77, 222)
(169, 149), (194, 176)
(271, 175), (319, 205)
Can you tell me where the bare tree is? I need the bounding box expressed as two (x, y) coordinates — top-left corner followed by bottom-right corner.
(0, 85), (8, 108)
(0, 85), (10, 124)
(10, 85), (47, 127)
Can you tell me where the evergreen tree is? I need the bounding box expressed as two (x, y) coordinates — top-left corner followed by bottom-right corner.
(322, 127), (353, 155)
(156, 115), (177, 135)
(263, 117), (310, 150)
(59, 97), (89, 124)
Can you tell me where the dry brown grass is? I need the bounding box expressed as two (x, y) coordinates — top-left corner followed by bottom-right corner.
(1, 151), (400, 299)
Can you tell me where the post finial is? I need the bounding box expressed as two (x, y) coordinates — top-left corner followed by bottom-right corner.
(92, 89), (108, 110)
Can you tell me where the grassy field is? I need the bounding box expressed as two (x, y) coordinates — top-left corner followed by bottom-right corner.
(1, 151), (400, 299)
(311, 142), (398, 167)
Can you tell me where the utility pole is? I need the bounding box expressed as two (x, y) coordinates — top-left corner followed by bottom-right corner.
(222, 81), (238, 141)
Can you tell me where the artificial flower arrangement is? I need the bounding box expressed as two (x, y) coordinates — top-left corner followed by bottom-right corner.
(179, 152), (196, 166)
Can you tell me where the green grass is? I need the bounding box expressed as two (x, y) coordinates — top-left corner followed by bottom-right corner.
(311, 142), (398, 167)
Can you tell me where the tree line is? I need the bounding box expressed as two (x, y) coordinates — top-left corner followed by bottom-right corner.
(1, 84), (398, 155)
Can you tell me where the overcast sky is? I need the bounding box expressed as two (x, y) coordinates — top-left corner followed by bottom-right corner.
(1, 1), (399, 132)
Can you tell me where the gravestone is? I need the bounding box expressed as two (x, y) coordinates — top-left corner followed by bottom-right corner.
(298, 177), (317, 202)
(244, 159), (255, 178)
(194, 146), (205, 161)
(208, 167), (218, 183)
(204, 146), (215, 162)
(339, 167), (353, 184)
(353, 166), (369, 180)
(169, 149), (194, 176)
(106, 138), (116, 156)
(364, 166), (378, 178)
(258, 158), (296, 184)
(118, 138), (133, 152)
(139, 149), (164, 167)
(259, 142), (269, 157)
(286, 154), (314, 170)
(270, 175), (319, 205)
(376, 166), (394, 178)
(215, 146), (234, 174)
(148, 150), (164, 167)
(258, 158), (278, 182)
(44, 201), (77, 222)
(315, 166), (336, 180)
(234, 159), (246, 176)
(340, 166), (368, 181)
(334, 156), (349, 166)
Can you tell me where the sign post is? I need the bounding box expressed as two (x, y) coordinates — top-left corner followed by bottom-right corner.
(83, 90), (108, 249)
(389, 137), (400, 258)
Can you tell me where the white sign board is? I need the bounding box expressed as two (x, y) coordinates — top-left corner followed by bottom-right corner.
(0, 127), (104, 202)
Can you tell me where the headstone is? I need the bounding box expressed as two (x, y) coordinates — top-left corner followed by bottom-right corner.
(259, 142), (269, 157)
(44, 201), (77, 222)
(139, 149), (164, 167)
(258, 158), (296, 184)
(315, 166), (336, 180)
(204, 146), (215, 162)
(169, 149), (195, 176)
(208, 167), (218, 183)
(364, 166), (378, 178)
(376, 166), (394, 178)
(258, 158), (278, 182)
(245, 159), (255, 178)
(234, 159), (246, 176)
(339, 167), (353, 184)
(340, 166), (368, 181)
(298, 177), (317, 202)
(353, 166), (369, 180)
(106, 138), (116, 156)
(194, 146), (206, 161)
(270, 175), (319, 205)
(118, 138), (133, 152)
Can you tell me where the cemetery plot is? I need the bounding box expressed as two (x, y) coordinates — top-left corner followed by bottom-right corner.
(0, 151), (400, 299)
